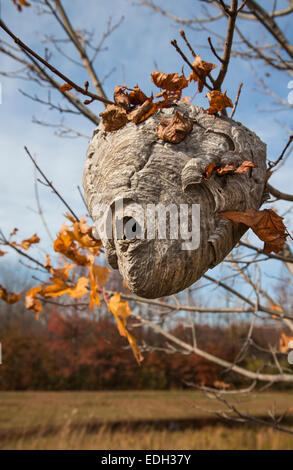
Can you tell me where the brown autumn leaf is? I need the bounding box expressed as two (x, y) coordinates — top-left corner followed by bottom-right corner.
(156, 111), (193, 144)
(188, 55), (217, 92)
(203, 163), (217, 180)
(0, 284), (22, 304)
(20, 233), (40, 250)
(13, 0), (30, 11)
(128, 98), (160, 124)
(204, 160), (258, 179)
(107, 292), (143, 364)
(128, 85), (148, 106)
(25, 285), (43, 317)
(218, 208), (288, 254)
(234, 161), (258, 174)
(99, 104), (129, 132)
(151, 71), (188, 92)
(216, 162), (235, 176)
(0, 250), (6, 257)
(59, 83), (73, 92)
(113, 85), (131, 111)
(206, 90), (233, 115)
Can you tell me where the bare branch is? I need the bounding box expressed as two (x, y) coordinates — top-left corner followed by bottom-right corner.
(0, 19), (114, 107)
(24, 146), (80, 222)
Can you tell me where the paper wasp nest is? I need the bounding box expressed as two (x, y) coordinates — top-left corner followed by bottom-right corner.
(83, 101), (266, 299)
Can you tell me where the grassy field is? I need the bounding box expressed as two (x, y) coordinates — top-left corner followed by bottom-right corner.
(0, 390), (292, 449)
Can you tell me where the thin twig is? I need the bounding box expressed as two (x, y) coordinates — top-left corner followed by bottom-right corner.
(214, 0), (239, 90)
(24, 146), (80, 222)
(268, 135), (293, 170)
(208, 36), (224, 63)
(230, 81), (243, 118)
(170, 39), (213, 91)
(0, 19), (114, 107)
(179, 29), (196, 57)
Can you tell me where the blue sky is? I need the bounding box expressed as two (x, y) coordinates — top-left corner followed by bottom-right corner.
(0, 0), (292, 296)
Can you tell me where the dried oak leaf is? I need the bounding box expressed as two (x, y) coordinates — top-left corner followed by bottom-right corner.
(218, 208), (288, 254)
(13, 0), (30, 11)
(188, 55), (217, 92)
(157, 111), (193, 144)
(0, 250), (6, 257)
(0, 284), (22, 304)
(42, 276), (89, 299)
(54, 231), (89, 266)
(128, 86), (148, 106)
(128, 98), (161, 124)
(206, 90), (233, 115)
(113, 85), (131, 111)
(89, 260), (111, 309)
(151, 71), (188, 92)
(59, 83), (73, 92)
(25, 285), (43, 317)
(107, 292), (143, 364)
(203, 163), (217, 180)
(100, 104), (129, 132)
(11, 233), (40, 251)
(216, 162), (235, 176)
(45, 255), (75, 282)
(21, 234), (40, 250)
(234, 161), (258, 174)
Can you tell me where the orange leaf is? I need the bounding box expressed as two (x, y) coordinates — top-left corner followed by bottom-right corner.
(107, 293), (143, 363)
(128, 86), (148, 106)
(206, 90), (233, 115)
(42, 277), (89, 299)
(203, 163), (217, 180)
(0, 250), (6, 257)
(54, 231), (90, 266)
(25, 285), (43, 318)
(151, 71), (188, 92)
(128, 98), (158, 124)
(19, 234), (40, 250)
(234, 161), (258, 174)
(100, 104), (129, 132)
(279, 332), (293, 353)
(218, 208), (288, 254)
(42, 278), (71, 298)
(59, 83), (73, 92)
(0, 284), (22, 304)
(113, 85), (131, 111)
(216, 162), (235, 176)
(67, 277), (89, 299)
(156, 111), (193, 144)
(188, 55), (217, 92)
(13, 0), (30, 10)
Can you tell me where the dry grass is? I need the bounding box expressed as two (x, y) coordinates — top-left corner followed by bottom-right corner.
(2, 424), (293, 450)
(0, 390), (292, 450)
